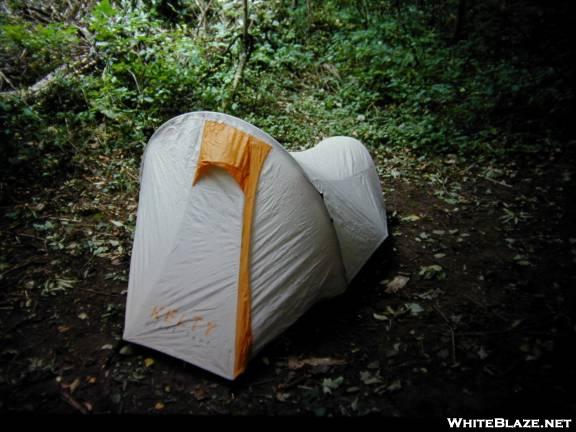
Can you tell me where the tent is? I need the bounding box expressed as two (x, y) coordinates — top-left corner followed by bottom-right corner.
(123, 111), (388, 379)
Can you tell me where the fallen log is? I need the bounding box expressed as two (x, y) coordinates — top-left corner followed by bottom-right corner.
(0, 54), (96, 99)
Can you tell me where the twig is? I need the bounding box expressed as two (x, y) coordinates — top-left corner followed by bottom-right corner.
(251, 378), (275, 387)
(0, 258), (40, 279)
(77, 287), (120, 297)
(222, 0), (251, 111)
(127, 69), (141, 95)
(0, 53), (96, 99)
(0, 63), (69, 98)
(60, 391), (89, 414)
(46, 216), (81, 223)
(1, 315), (43, 338)
(14, 232), (44, 242)
(456, 328), (554, 338)
(0, 70), (18, 92)
(195, 0), (213, 36)
(433, 301), (457, 365)
(480, 175), (513, 189)
(278, 374), (309, 391)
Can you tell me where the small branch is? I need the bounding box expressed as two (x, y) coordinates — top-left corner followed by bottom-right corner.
(0, 70), (18, 92)
(199, 34), (241, 83)
(195, 0), (213, 36)
(0, 259), (36, 280)
(0, 63), (69, 98)
(221, 0), (251, 111)
(0, 54), (95, 99)
(278, 374), (309, 391)
(480, 175), (513, 189)
(13, 232), (45, 242)
(452, 0), (467, 42)
(226, 50), (248, 107)
(72, 25), (102, 60)
(77, 287), (121, 297)
(433, 302), (457, 365)
(127, 69), (141, 95)
(60, 391), (90, 414)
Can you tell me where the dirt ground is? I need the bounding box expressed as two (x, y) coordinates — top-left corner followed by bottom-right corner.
(1, 141), (575, 416)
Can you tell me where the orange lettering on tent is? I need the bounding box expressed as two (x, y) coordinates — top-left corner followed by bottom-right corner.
(151, 305), (164, 320)
(205, 321), (217, 337)
(193, 120), (271, 377)
(163, 309), (178, 323)
(190, 315), (203, 331)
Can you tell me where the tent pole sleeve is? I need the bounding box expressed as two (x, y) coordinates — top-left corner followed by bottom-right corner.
(233, 141), (271, 377)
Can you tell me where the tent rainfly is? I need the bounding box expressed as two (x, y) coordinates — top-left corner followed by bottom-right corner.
(123, 112), (388, 379)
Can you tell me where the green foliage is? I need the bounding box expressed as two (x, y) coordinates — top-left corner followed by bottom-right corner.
(0, 18), (80, 86)
(1, 0), (573, 186)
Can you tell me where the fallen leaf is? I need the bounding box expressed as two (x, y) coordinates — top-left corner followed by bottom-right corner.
(478, 346), (489, 360)
(384, 275), (410, 294)
(384, 343), (401, 358)
(373, 313), (389, 321)
(321, 376), (344, 394)
(360, 370), (382, 385)
(387, 379), (403, 392)
(313, 407), (327, 416)
(437, 349), (450, 359)
(401, 214), (421, 222)
(70, 378), (81, 393)
(144, 358), (155, 368)
(350, 397), (359, 411)
(418, 264), (446, 280)
(414, 288), (442, 300)
(77, 313), (88, 320)
(154, 401), (165, 410)
(288, 357), (347, 370)
(58, 325), (71, 333)
(62, 377), (81, 394)
(450, 314), (463, 325)
(119, 345), (134, 356)
(276, 392), (290, 402)
(405, 302), (424, 316)
(192, 384), (209, 401)
(367, 361), (380, 370)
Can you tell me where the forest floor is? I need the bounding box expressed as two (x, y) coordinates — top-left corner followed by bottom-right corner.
(0, 139), (575, 416)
